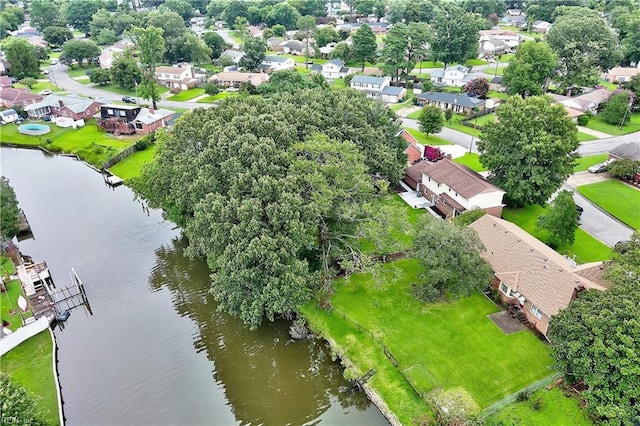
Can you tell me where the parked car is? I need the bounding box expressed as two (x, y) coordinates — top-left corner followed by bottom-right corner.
(51, 59), (58, 65)
(122, 96), (136, 104)
(39, 89), (52, 96)
(588, 159), (614, 173)
(576, 205), (584, 217)
(43, 69), (50, 75)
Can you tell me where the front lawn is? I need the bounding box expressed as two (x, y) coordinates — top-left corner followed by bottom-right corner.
(584, 112), (640, 136)
(196, 91), (239, 103)
(577, 180), (640, 230)
(502, 205), (611, 262)
(1, 330), (60, 425)
(573, 154), (608, 172)
(486, 90), (509, 100)
(487, 386), (592, 425)
(453, 153), (487, 172)
(404, 128), (452, 146)
(166, 88), (205, 101)
(465, 58), (489, 66)
(408, 111), (481, 138)
(67, 65), (99, 78)
(1, 120), (137, 167)
(14, 81), (65, 94)
(110, 144), (157, 180)
(90, 83), (169, 97)
(303, 260), (554, 424)
(496, 54), (515, 63)
(577, 132), (598, 142)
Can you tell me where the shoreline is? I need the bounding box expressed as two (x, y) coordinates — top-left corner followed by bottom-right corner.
(50, 327), (65, 426)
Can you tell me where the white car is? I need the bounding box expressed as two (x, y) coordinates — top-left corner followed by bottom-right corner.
(51, 59), (58, 65)
(43, 69), (50, 75)
(39, 89), (53, 96)
(588, 159), (615, 173)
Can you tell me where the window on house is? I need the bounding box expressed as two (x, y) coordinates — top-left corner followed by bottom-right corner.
(530, 304), (543, 320)
(499, 283), (510, 296)
(107, 109), (114, 115)
(135, 122), (143, 130)
(119, 110), (126, 117)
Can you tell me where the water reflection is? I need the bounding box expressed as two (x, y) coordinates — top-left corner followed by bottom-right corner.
(148, 237), (376, 425)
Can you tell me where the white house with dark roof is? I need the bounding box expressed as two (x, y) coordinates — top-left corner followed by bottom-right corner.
(430, 65), (481, 88)
(259, 55), (295, 73)
(310, 59), (351, 80)
(350, 75), (389, 96)
(416, 92), (485, 115)
(219, 49), (245, 64)
(281, 40), (306, 55)
(470, 214), (606, 338)
(154, 65), (201, 91)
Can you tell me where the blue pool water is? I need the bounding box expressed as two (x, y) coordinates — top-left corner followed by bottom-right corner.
(18, 123), (51, 135)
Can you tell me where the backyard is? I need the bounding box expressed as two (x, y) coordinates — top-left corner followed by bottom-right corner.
(1, 330), (60, 425)
(303, 259), (554, 425)
(0, 120), (137, 167)
(110, 144), (157, 180)
(502, 205), (611, 263)
(453, 153), (487, 172)
(1, 257), (27, 332)
(577, 180), (640, 230)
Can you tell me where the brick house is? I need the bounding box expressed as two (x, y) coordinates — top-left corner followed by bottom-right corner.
(213, 72), (269, 87)
(404, 159), (505, 218)
(400, 130), (422, 165)
(416, 92), (485, 116)
(96, 104), (174, 135)
(470, 214), (606, 338)
(25, 94), (105, 120)
(0, 88), (42, 108)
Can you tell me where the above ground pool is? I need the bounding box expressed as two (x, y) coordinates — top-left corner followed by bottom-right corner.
(18, 123), (51, 136)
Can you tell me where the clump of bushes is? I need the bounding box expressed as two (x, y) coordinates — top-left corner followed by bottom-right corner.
(577, 114), (590, 126)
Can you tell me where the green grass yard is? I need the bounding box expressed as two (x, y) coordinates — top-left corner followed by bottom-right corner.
(110, 144), (157, 180)
(577, 180), (640, 230)
(404, 128), (452, 146)
(14, 81), (65, 94)
(303, 260), (553, 424)
(577, 132), (598, 142)
(496, 54), (515, 63)
(1, 330), (60, 425)
(406, 111), (482, 137)
(0, 121), (137, 167)
(486, 90), (509, 100)
(584, 112), (640, 136)
(453, 153), (487, 172)
(502, 206), (611, 263)
(1, 257), (25, 332)
(573, 154), (608, 172)
(67, 65), (99, 78)
(196, 91), (239, 103)
(166, 88), (205, 101)
(488, 386), (592, 425)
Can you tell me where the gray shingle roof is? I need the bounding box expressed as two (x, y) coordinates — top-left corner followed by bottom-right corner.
(609, 142), (640, 161)
(417, 92), (484, 109)
(351, 75), (387, 85)
(381, 86), (404, 95)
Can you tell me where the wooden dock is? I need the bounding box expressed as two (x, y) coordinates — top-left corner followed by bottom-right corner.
(16, 209), (33, 241)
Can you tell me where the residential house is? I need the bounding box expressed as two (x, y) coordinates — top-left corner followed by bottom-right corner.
(350, 75), (390, 98)
(400, 130), (423, 165)
(381, 85), (406, 103)
(213, 72), (269, 87)
(266, 37), (285, 51)
(219, 49), (245, 64)
(0, 88), (43, 108)
(479, 38), (508, 59)
(310, 59), (351, 80)
(563, 105), (585, 123)
(0, 108), (19, 124)
(259, 56), (296, 73)
(96, 104), (174, 135)
(99, 40), (135, 69)
(608, 141), (640, 182)
(281, 40), (306, 56)
(488, 76), (504, 92)
(479, 30), (521, 49)
(0, 75), (12, 88)
(404, 159), (506, 218)
(470, 214), (606, 338)
(24, 94), (105, 120)
(319, 42), (337, 58)
(416, 92), (485, 115)
(499, 13), (526, 28)
(558, 88), (613, 114)
(532, 20), (552, 34)
(430, 65), (481, 88)
(154, 65), (201, 91)
(601, 66), (640, 84)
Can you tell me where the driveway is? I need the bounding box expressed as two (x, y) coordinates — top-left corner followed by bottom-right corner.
(400, 117), (478, 153)
(563, 172), (634, 247)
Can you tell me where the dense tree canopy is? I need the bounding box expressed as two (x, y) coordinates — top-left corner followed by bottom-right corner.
(62, 39), (101, 68)
(42, 25), (74, 47)
(430, 4), (481, 68)
(525, 0), (582, 22)
(380, 22), (429, 83)
(502, 41), (557, 97)
(0, 177), (20, 241)
(412, 218), (493, 301)
(110, 49), (142, 90)
(130, 26), (165, 109)
(30, 0), (64, 32)
(536, 190), (578, 247)
(135, 90), (406, 327)
(547, 9), (621, 89)
(600, 91), (632, 125)
(0, 374), (48, 426)
(66, 0), (104, 34)
(418, 105), (444, 137)
(239, 37), (267, 71)
(1, 37), (40, 79)
(203, 32), (228, 59)
(351, 24), (377, 72)
(477, 95), (579, 207)
(549, 233), (640, 425)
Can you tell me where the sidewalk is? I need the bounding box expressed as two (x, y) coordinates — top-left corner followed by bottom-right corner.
(577, 125), (613, 139)
(395, 106), (420, 117)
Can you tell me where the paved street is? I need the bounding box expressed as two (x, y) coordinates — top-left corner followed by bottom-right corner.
(400, 117), (479, 153)
(578, 132), (640, 155)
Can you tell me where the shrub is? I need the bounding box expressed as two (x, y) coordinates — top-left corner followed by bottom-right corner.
(444, 109), (453, 122)
(576, 114), (589, 126)
(531, 397), (544, 411)
(204, 82), (219, 96)
(452, 208), (486, 227)
(516, 390), (531, 402)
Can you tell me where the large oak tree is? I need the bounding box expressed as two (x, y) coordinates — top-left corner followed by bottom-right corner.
(477, 95), (579, 207)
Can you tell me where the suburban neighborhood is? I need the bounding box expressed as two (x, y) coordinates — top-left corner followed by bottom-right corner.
(1, 0), (639, 425)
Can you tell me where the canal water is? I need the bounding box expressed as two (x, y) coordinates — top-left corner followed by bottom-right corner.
(1, 147), (387, 425)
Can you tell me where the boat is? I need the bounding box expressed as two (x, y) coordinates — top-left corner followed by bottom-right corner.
(55, 310), (71, 322)
(17, 295), (28, 312)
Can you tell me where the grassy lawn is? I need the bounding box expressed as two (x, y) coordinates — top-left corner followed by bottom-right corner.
(404, 128), (452, 146)
(465, 58), (489, 66)
(577, 180), (640, 230)
(472, 113), (496, 127)
(1, 330), (60, 425)
(67, 65), (99, 78)
(390, 98), (413, 111)
(294, 65), (312, 76)
(573, 154), (608, 172)
(584, 112), (640, 136)
(1, 257), (25, 332)
(196, 91), (239, 103)
(166, 88), (205, 101)
(415, 61), (444, 69)
(598, 80), (619, 91)
(577, 132), (598, 142)
(492, 66), (507, 76)
(502, 206), (611, 263)
(14, 81), (65, 94)
(303, 260), (553, 424)
(496, 54), (515, 63)
(110, 144), (157, 180)
(91, 83), (169, 97)
(488, 386), (592, 425)
(407, 111), (482, 137)
(332, 78), (346, 88)
(486, 90), (509, 100)
(454, 153), (487, 172)
(1, 121), (137, 167)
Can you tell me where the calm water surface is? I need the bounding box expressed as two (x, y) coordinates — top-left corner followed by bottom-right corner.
(1, 147), (388, 426)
